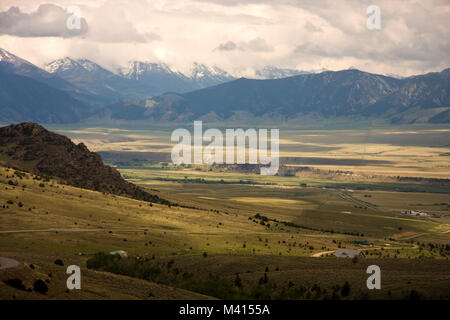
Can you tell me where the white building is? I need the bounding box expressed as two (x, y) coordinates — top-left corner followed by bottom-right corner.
(333, 248), (364, 259)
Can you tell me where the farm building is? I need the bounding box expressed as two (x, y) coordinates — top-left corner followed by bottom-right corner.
(334, 248), (364, 259)
(401, 210), (429, 217)
(353, 239), (370, 245)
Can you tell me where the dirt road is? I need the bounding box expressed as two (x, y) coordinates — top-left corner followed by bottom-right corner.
(0, 228), (151, 234)
(312, 250), (336, 257)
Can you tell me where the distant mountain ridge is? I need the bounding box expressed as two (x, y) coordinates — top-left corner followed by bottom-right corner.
(0, 48), (110, 108)
(93, 68), (450, 124)
(0, 48), (77, 94)
(0, 70), (90, 123)
(1, 47), (341, 108)
(0, 48), (240, 110)
(1, 48), (449, 124)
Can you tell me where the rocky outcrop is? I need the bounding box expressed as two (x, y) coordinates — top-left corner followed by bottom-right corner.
(0, 122), (169, 204)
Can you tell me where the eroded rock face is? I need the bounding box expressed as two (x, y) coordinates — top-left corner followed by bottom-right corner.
(0, 122), (168, 204)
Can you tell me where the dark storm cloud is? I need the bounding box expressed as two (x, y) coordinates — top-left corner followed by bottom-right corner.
(215, 38), (273, 52)
(0, 4), (88, 38)
(216, 41), (238, 51)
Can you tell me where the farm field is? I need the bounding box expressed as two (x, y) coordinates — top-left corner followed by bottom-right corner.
(48, 124), (450, 180)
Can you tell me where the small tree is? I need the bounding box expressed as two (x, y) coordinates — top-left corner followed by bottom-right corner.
(408, 290), (420, 300)
(33, 280), (48, 294)
(234, 274), (242, 288)
(341, 281), (351, 297)
(54, 259), (64, 266)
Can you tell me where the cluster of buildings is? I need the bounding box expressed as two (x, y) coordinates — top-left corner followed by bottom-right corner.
(401, 210), (429, 217)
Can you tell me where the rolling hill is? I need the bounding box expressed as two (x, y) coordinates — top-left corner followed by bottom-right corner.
(0, 122), (167, 204)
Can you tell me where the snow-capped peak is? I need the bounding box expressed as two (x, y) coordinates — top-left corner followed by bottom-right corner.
(44, 57), (109, 75)
(44, 57), (82, 73)
(255, 65), (310, 79)
(0, 48), (16, 63)
(0, 48), (32, 66)
(188, 62), (234, 83)
(189, 62), (211, 79)
(77, 59), (99, 72)
(121, 60), (175, 80)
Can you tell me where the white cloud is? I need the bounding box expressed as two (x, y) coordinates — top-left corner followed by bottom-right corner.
(0, 0), (448, 77)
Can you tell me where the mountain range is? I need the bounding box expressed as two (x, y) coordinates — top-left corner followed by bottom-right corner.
(1, 47), (449, 124)
(1, 48), (326, 102)
(46, 58), (236, 99)
(93, 69), (450, 124)
(0, 48), (238, 107)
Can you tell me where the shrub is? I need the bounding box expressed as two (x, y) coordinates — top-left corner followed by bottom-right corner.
(86, 252), (114, 269)
(259, 273), (268, 285)
(54, 259), (64, 266)
(407, 290), (420, 300)
(33, 280), (48, 294)
(82, 251), (347, 300)
(341, 281), (351, 297)
(4, 278), (27, 291)
(234, 274), (242, 288)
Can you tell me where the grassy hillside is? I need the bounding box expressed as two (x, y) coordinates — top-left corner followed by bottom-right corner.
(1, 165), (449, 300)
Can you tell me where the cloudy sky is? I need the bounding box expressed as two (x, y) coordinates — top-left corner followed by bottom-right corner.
(0, 0), (449, 77)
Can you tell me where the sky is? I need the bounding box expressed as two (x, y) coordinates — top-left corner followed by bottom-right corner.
(0, 0), (449, 77)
